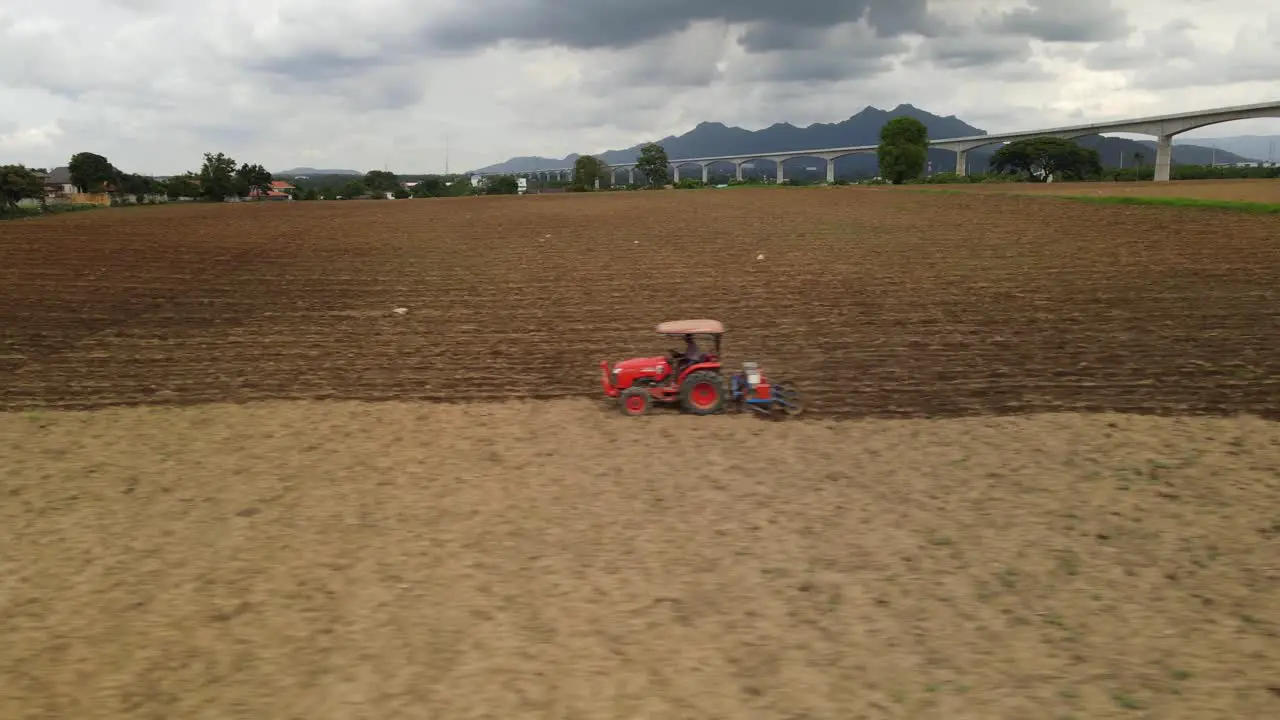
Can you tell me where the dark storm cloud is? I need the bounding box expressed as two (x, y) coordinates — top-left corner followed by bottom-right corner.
(742, 53), (896, 84)
(990, 0), (1131, 42)
(423, 0), (939, 52)
(246, 52), (427, 111)
(915, 34), (1033, 69)
(1084, 18), (1196, 70)
(728, 21), (909, 84)
(249, 52), (390, 82)
(737, 19), (918, 55)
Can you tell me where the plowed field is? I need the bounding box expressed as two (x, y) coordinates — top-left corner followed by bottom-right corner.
(938, 177), (1280, 202)
(3, 189), (1279, 417)
(3, 189), (1280, 719)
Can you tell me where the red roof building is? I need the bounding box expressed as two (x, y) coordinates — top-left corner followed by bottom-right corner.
(249, 180), (295, 200)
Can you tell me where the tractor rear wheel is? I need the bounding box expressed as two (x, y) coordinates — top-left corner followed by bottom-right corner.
(679, 371), (727, 415)
(619, 387), (651, 416)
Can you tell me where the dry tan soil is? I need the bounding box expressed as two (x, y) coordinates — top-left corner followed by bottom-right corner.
(3, 189), (1279, 719)
(2, 401), (1278, 719)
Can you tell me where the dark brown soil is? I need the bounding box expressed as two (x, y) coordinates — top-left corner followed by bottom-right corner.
(939, 177), (1280, 202)
(3, 189), (1279, 418)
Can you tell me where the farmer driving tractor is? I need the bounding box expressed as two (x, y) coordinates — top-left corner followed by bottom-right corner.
(679, 333), (704, 366)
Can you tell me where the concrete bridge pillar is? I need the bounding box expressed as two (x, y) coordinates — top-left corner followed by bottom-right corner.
(735, 162), (744, 182)
(701, 163), (709, 184)
(593, 177), (600, 190)
(775, 160), (784, 184)
(826, 160), (835, 184)
(628, 167), (635, 185)
(673, 166), (680, 183)
(1154, 134), (1173, 181)
(955, 149), (968, 176)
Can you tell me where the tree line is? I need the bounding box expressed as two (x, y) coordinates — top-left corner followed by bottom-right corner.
(1, 150), (281, 212)
(873, 117), (1109, 184)
(6, 133), (1273, 214)
(488, 127), (1114, 190)
(560, 120), (1154, 187)
(289, 170), (477, 200)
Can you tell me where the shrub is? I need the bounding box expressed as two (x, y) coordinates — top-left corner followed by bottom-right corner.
(0, 205), (41, 219)
(923, 172), (969, 184)
(1, 202), (104, 220)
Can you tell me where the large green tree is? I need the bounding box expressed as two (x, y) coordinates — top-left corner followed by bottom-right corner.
(572, 155), (610, 189)
(485, 175), (519, 195)
(412, 176), (447, 198)
(634, 142), (669, 187)
(990, 137), (1103, 182)
(164, 173), (200, 199)
(448, 176), (475, 196)
(118, 172), (160, 197)
(68, 151), (119, 192)
(340, 179), (366, 198)
(199, 152), (239, 200)
(1, 165), (46, 209)
(364, 170), (400, 196)
(237, 163), (273, 197)
(876, 116), (929, 184)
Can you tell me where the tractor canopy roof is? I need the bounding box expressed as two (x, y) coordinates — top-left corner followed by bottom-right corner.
(656, 319), (724, 335)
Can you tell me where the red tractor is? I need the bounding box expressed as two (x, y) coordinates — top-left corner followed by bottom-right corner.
(599, 319), (802, 417)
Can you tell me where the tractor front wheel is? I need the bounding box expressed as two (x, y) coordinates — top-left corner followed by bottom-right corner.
(679, 371), (727, 415)
(619, 387), (651, 416)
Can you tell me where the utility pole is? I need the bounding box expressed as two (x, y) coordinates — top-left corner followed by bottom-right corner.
(445, 135), (450, 176)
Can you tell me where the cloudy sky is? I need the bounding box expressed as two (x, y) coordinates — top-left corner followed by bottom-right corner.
(2, 0), (1278, 174)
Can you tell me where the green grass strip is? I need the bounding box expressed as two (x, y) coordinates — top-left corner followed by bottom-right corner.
(1058, 195), (1280, 214)
(903, 185), (1280, 214)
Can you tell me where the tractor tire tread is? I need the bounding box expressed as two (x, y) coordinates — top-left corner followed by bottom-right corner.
(679, 370), (727, 415)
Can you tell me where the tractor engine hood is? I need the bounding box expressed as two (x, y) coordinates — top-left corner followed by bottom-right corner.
(611, 356), (669, 374)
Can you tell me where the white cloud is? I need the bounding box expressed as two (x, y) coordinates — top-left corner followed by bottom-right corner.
(0, 121), (64, 151)
(1, 0), (1277, 174)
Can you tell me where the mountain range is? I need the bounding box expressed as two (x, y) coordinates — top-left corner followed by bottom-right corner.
(1175, 135), (1280, 163)
(276, 166), (363, 176)
(469, 104), (1256, 178)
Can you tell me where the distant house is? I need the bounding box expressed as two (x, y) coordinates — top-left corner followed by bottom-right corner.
(44, 166), (75, 197)
(41, 166), (120, 196)
(248, 179), (295, 200)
